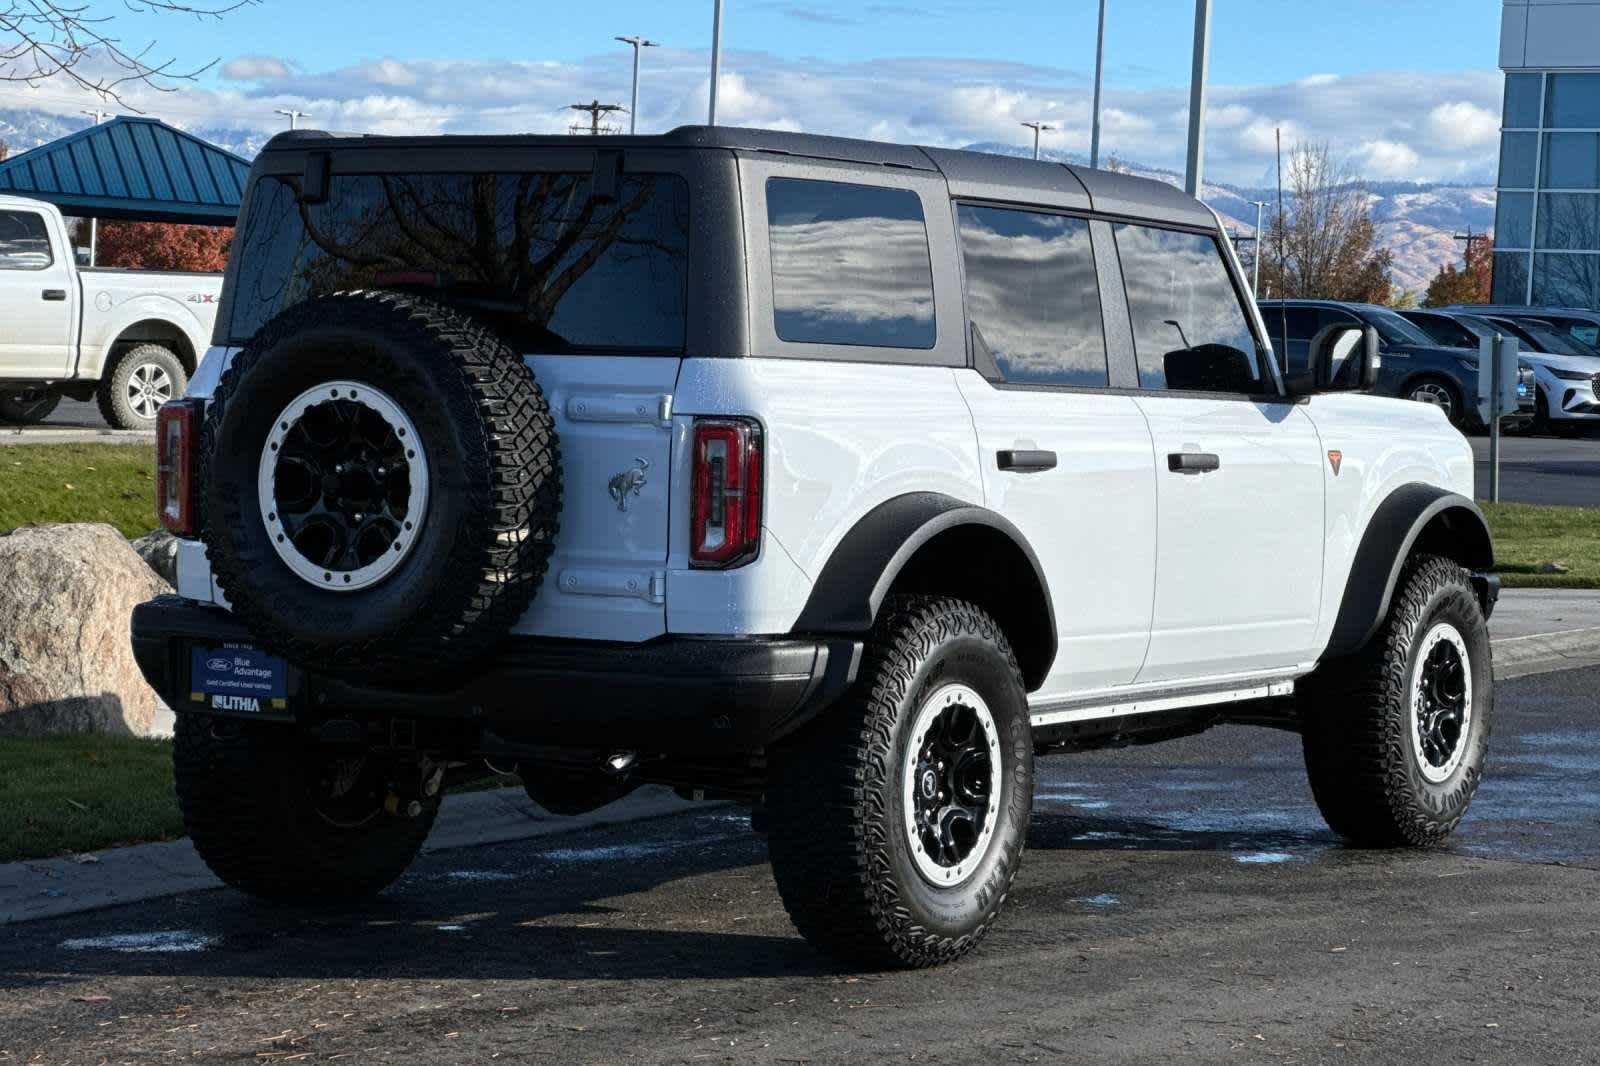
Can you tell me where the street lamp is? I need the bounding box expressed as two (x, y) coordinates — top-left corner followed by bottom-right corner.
(1021, 121), (1055, 161)
(615, 35), (659, 135)
(1183, 0), (1212, 197)
(1090, 0), (1107, 170)
(275, 109), (308, 131)
(1249, 200), (1269, 294)
(708, 0), (725, 125)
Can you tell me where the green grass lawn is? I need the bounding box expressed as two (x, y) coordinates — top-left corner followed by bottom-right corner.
(0, 736), (183, 863)
(0, 442), (157, 539)
(1482, 501), (1600, 589)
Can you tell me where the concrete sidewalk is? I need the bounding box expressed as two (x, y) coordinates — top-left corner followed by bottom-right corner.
(1491, 588), (1600, 679)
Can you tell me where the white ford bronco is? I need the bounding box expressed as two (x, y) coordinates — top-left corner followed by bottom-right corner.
(0, 194), (222, 429)
(132, 127), (1498, 969)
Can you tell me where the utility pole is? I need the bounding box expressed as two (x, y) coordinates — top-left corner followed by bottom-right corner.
(1089, 0), (1107, 170)
(80, 109), (108, 267)
(615, 36), (659, 134)
(274, 109), (308, 130)
(1249, 200), (1269, 294)
(708, 0), (725, 125)
(1183, 0), (1212, 197)
(569, 100), (625, 135)
(1021, 121), (1054, 161)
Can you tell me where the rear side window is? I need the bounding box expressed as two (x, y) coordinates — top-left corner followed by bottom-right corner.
(766, 177), (935, 349)
(956, 204), (1107, 387)
(1115, 223), (1266, 394)
(227, 172), (689, 351)
(0, 210), (52, 270)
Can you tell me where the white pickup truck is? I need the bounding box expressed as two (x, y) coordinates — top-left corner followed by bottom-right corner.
(0, 193), (222, 430)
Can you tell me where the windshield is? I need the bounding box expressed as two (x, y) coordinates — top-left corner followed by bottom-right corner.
(1364, 307), (1438, 347)
(1505, 319), (1600, 357)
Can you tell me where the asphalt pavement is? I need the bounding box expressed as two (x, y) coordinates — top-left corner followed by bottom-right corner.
(5, 665), (1600, 1064)
(1473, 434), (1600, 507)
(0, 397), (148, 446)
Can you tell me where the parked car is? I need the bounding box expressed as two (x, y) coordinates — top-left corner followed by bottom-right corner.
(0, 194), (222, 429)
(1404, 308), (1600, 435)
(1441, 304), (1600, 351)
(1258, 299), (1534, 430)
(131, 127), (1498, 969)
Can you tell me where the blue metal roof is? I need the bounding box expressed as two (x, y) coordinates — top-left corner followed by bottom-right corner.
(0, 116), (249, 225)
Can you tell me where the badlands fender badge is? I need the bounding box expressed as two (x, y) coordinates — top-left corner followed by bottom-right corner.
(1327, 450), (1343, 476)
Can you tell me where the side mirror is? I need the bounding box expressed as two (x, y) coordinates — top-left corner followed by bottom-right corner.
(1288, 324), (1380, 396)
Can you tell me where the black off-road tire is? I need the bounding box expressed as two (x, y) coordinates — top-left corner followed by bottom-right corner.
(201, 291), (561, 680)
(0, 388), (61, 424)
(173, 714), (438, 901)
(1300, 554), (1492, 847)
(766, 595), (1033, 969)
(98, 343), (186, 430)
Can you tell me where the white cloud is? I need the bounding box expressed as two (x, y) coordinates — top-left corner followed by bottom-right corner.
(1426, 100), (1500, 149)
(1353, 139), (1425, 179)
(219, 55), (293, 81)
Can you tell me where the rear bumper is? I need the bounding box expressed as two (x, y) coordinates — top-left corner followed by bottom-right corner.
(131, 595), (861, 754)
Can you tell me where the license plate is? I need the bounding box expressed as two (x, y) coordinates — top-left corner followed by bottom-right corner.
(189, 644), (289, 714)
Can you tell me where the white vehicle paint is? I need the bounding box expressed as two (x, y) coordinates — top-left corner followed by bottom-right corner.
(0, 193), (221, 427)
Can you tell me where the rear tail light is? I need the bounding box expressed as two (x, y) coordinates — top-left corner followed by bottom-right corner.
(690, 417), (762, 568)
(155, 400), (200, 536)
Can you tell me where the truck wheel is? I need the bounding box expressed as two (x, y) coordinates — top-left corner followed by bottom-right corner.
(201, 291), (561, 679)
(1300, 554), (1492, 847)
(173, 714), (439, 901)
(766, 596), (1033, 969)
(0, 388), (61, 424)
(98, 344), (186, 430)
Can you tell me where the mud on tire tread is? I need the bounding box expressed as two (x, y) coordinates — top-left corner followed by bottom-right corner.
(765, 595), (1032, 969)
(173, 714), (437, 901)
(201, 291), (561, 678)
(1300, 554), (1492, 847)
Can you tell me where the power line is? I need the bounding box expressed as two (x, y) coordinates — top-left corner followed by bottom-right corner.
(568, 99), (624, 136)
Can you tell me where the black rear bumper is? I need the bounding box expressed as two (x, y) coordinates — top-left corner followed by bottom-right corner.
(131, 596), (861, 754)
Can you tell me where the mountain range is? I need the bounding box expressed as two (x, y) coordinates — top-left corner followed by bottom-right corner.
(0, 110), (1491, 298)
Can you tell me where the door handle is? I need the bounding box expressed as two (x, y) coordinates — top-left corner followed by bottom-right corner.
(997, 449), (1057, 473)
(1167, 452), (1220, 474)
(41, 289), (66, 301)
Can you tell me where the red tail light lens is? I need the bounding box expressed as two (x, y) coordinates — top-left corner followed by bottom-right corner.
(690, 417), (762, 568)
(155, 400), (199, 536)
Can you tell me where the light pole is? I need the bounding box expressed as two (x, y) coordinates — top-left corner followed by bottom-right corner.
(1021, 121), (1055, 161)
(1089, 0), (1107, 170)
(1249, 200), (1268, 294)
(616, 36), (659, 134)
(80, 109), (108, 266)
(275, 109), (308, 130)
(708, 0), (725, 125)
(1183, 0), (1212, 197)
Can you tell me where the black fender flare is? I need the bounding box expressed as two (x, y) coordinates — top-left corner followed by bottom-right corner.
(792, 492), (1058, 684)
(1323, 483), (1495, 660)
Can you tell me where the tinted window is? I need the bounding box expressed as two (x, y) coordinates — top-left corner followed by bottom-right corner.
(1115, 223), (1265, 393)
(1364, 307), (1435, 347)
(1406, 313), (1476, 350)
(1546, 73), (1600, 128)
(1500, 132), (1538, 189)
(1542, 134), (1600, 189)
(0, 210), (52, 270)
(956, 204), (1106, 387)
(1532, 253), (1600, 311)
(1495, 191), (1534, 249)
(1492, 251), (1529, 304)
(1538, 193), (1600, 249)
(766, 178), (934, 349)
(1504, 73), (1543, 129)
(227, 172), (689, 351)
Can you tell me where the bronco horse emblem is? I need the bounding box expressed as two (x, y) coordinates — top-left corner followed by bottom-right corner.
(608, 457), (650, 512)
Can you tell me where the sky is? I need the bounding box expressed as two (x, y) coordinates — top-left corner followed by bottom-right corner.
(2, 0), (1509, 187)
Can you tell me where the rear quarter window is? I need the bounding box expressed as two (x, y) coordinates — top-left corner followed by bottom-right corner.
(226, 172), (689, 351)
(765, 177), (936, 349)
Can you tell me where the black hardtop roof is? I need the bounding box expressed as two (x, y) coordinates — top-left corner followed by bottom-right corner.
(260, 124), (1217, 228)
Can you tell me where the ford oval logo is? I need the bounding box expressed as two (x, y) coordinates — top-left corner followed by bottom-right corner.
(206, 657), (232, 673)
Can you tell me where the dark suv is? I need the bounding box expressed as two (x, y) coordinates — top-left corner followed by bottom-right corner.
(1258, 299), (1534, 430)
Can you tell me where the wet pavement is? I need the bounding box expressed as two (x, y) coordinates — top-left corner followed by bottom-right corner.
(3, 667), (1600, 1063)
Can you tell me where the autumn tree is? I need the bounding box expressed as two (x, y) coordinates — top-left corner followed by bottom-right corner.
(0, 1), (252, 105)
(0, 139), (8, 162)
(1422, 236), (1494, 307)
(96, 219), (232, 271)
(1259, 141), (1397, 304)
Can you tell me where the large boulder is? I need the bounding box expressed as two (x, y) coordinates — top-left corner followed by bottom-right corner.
(0, 524), (170, 737)
(131, 529), (179, 586)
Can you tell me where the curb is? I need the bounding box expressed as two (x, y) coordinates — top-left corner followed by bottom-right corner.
(0, 785), (715, 927)
(1493, 625), (1600, 680)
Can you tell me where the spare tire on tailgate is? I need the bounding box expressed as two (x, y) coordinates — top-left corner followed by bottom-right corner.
(201, 291), (561, 680)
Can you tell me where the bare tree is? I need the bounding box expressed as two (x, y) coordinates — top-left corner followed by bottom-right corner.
(0, 1), (255, 105)
(0, 139), (8, 162)
(1260, 141), (1396, 305)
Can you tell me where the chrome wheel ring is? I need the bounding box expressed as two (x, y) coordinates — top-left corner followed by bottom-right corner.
(127, 361), (174, 421)
(1409, 382), (1455, 418)
(902, 683), (1003, 887)
(1411, 622), (1473, 784)
(258, 381), (429, 592)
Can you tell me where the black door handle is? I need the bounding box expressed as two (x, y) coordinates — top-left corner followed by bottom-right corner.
(1168, 452), (1220, 474)
(997, 449), (1057, 473)
(41, 289), (66, 301)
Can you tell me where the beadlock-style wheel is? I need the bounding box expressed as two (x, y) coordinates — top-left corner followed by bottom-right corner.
(257, 380), (430, 592)
(1411, 622), (1472, 784)
(902, 683), (1002, 886)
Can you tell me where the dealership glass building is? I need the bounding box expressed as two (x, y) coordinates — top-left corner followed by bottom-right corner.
(1497, 1), (1600, 307)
